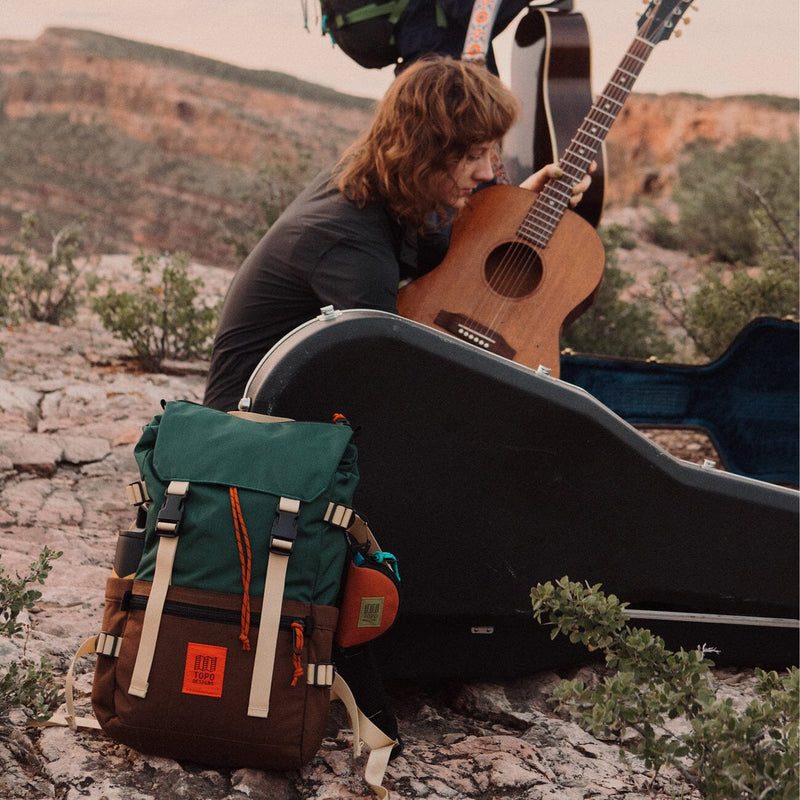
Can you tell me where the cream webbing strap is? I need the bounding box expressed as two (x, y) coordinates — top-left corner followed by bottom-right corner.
(248, 496), (300, 718)
(332, 673), (397, 800)
(45, 635), (104, 731)
(347, 512), (383, 555)
(128, 480), (187, 698)
(462, 0), (502, 62)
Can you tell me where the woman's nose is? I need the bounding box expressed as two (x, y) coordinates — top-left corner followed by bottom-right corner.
(474, 153), (495, 182)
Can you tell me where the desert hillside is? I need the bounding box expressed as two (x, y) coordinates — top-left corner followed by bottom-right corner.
(0, 27), (796, 265)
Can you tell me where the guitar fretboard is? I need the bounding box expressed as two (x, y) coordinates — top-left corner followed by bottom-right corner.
(518, 35), (657, 247)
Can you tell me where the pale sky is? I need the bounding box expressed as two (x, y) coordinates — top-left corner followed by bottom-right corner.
(0, 1), (798, 100)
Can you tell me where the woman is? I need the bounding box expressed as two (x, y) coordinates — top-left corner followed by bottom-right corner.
(203, 55), (591, 412)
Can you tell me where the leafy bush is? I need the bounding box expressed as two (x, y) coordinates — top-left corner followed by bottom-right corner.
(672, 137), (799, 265)
(561, 224), (675, 360)
(93, 251), (221, 372)
(0, 547), (64, 732)
(3, 211), (96, 324)
(644, 208), (684, 251)
(531, 577), (799, 799)
(652, 256), (799, 360)
(645, 136), (799, 360)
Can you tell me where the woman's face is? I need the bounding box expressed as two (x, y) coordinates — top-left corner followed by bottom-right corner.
(438, 142), (497, 210)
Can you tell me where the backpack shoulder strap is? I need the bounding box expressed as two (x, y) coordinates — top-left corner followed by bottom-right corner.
(332, 673), (397, 800)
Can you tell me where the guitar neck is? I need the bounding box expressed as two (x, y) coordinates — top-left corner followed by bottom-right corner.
(519, 34), (657, 246)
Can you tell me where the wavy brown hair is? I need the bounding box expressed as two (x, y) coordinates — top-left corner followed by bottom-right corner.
(336, 56), (519, 229)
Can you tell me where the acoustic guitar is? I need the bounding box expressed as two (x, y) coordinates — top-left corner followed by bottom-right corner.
(397, 0), (695, 377)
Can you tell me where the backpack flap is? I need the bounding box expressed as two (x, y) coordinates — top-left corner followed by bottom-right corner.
(134, 401), (358, 604)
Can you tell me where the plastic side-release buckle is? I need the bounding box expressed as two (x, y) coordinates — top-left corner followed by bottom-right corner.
(156, 480), (189, 536)
(270, 497), (300, 554)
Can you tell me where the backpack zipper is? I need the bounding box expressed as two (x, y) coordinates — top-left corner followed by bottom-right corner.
(123, 592), (314, 636)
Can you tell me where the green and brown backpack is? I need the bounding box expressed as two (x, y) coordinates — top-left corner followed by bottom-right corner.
(59, 400), (399, 798)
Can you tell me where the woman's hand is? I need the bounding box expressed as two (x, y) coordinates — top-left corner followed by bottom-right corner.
(520, 161), (596, 207)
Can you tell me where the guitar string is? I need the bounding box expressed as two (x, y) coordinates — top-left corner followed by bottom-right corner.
(463, 5), (672, 352)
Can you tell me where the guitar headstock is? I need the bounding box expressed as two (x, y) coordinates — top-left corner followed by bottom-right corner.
(638, 0), (695, 44)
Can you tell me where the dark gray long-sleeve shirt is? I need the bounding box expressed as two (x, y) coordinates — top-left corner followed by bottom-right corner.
(204, 168), (448, 411)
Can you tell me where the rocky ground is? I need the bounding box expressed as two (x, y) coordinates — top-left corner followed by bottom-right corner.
(0, 255), (759, 800)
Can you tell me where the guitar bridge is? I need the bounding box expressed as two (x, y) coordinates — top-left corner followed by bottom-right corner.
(434, 311), (516, 360)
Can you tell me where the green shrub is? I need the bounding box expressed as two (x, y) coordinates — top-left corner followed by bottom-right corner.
(561, 224), (675, 360)
(0, 547), (64, 731)
(672, 137), (799, 265)
(92, 251), (221, 372)
(645, 209), (683, 251)
(531, 577), (799, 799)
(3, 211), (95, 325)
(652, 255), (798, 360)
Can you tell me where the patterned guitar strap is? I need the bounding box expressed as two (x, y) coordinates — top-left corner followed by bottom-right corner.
(462, 0), (511, 184)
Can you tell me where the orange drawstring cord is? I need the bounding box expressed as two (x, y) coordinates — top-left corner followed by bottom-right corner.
(290, 621), (304, 686)
(229, 487), (252, 650)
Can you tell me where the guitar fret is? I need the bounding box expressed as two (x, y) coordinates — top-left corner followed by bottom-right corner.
(548, 180), (574, 197)
(598, 94), (624, 111)
(615, 66), (638, 82)
(526, 212), (560, 233)
(587, 110), (615, 129)
(518, 222), (552, 247)
(574, 129), (605, 146)
(566, 154), (593, 169)
(531, 202), (564, 224)
(521, 216), (553, 232)
(589, 102), (617, 119)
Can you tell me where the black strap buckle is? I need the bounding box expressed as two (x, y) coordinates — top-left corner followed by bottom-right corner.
(156, 481), (188, 536)
(270, 498), (299, 554)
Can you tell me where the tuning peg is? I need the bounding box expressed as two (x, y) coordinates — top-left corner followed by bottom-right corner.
(683, 16), (691, 24)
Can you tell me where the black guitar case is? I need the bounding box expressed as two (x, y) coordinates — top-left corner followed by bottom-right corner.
(241, 309), (799, 679)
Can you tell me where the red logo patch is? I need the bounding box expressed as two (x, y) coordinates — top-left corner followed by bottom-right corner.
(182, 642), (227, 697)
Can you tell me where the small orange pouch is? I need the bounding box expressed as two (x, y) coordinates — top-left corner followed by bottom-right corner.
(335, 551), (400, 648)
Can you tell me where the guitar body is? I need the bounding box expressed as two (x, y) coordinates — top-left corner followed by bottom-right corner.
(507, 6), (606, 228)
(397, 184), (606, 376)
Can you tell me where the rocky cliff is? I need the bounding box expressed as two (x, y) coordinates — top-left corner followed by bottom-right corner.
(604, 92), (799, 203)
(0, 27), (797, 264)
(0, 28), (375, 264)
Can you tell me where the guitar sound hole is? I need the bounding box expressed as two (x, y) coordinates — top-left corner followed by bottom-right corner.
(484, 242), (543, 298)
